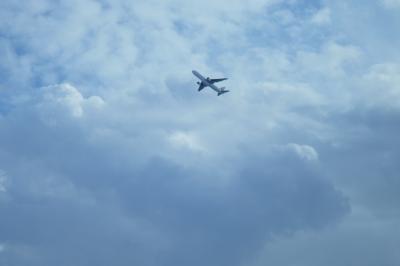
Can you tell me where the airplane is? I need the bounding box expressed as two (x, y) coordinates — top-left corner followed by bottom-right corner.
(192, 70), (229, 96)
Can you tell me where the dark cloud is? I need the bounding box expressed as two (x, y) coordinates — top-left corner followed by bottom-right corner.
(0, 89), (349, 265)
(320, 107), (400, 216)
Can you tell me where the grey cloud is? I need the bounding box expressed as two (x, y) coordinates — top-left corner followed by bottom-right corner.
(0, 84), (348, 266)
(252, 211), (400, 266)
(114, 155), (348, 266)
(320, 107), (400, 216)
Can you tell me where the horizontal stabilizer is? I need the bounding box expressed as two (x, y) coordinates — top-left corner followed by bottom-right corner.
(217, 88), (229, 96)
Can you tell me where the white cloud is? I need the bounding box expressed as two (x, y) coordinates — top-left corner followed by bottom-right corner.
(0, 170), (7, 193)
(311, 8), (331, 25)
(261, 81), (325, 107)
(39, 83), (105, 119)
(362, 63), (400, 109)
(168, 131), (206, 152)
(382, 0), (400, 8)
(286, 143), (319, 161)
(297, 42), (362, 77)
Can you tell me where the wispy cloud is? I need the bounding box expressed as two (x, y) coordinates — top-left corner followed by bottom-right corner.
(0, 170), (7, 193)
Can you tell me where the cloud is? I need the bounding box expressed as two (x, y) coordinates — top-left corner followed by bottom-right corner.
(168, 131), (206, 152)
(310, 7), (331, 25)
(361, 63), (400, 110)
(251, 207), (400, 266)
(111, 151), (348, 266)
(296, 42), (362, 78)
(382, 0), (400, 8)
(286, 143), (319, 161)
(0, 170), (7, 193)
(0, 80), (349, 265)
(38, 83), (105, 118)
(0, 0), (399, 266)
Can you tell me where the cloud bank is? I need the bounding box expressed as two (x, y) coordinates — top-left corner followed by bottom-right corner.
(1, 0), (399, 265)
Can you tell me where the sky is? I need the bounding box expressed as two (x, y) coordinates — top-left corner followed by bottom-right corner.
(0, 0), (399, 265)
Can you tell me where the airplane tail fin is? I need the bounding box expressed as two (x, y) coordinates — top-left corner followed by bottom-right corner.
(217, 87), (229, 96)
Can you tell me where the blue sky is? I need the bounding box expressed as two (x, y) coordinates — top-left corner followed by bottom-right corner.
(1, 0), (400, 265)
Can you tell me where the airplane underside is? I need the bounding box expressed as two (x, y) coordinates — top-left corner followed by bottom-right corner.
(192, 70), (229, 96)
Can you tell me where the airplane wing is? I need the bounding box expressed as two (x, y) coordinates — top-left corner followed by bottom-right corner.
(198, 83), (205, 91)
(209, 78), (227, 84)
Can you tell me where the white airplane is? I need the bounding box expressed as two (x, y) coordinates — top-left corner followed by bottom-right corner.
(192, 70), (229, 96)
